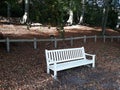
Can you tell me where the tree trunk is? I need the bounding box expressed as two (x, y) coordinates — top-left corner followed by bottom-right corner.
(79, 9), (85, 24)
(5, 1), (11, 19)
(116, 12), (120, 29)
(67, 9), (73, 25)
(78, 0), (85, 24)
(21, 0), (29, 24)
(101, 6), (109, 35)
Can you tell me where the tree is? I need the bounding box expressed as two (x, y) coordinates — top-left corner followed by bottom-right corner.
(112, 0), (120, 29)
(79, 0), (86, 24)
(101, 0), (109, 35)
(86, 0), (115, 35)
(5, 1), (11, 18)
(21, 0), (29, 24)
(0, 0), (119, 33)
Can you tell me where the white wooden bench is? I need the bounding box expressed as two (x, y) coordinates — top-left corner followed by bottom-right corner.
(45, 47), (95, 79)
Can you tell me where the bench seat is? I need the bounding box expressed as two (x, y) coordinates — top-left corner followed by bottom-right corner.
(49, 59), (94, 71)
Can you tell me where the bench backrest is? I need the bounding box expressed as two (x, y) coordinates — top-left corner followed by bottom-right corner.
(45, 47), (86, 64)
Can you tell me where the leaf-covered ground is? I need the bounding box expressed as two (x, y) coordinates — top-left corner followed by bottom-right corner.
(0, 22), (120, 90)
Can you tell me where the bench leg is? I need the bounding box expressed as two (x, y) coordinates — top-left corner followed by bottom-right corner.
(47, 68), (50, 74)
(53, 70), (57, 79)
(92, 62), (95, 68)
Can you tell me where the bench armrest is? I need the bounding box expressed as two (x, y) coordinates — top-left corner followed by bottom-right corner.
(85, 53), (95, 56)
(85, 53), (95, 60)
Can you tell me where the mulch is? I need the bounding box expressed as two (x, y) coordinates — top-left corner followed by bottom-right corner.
(0, 39), (120, 90)
(0, 24), (120, 90)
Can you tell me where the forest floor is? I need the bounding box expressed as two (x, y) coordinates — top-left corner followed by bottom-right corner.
(0, 19), (120, 90)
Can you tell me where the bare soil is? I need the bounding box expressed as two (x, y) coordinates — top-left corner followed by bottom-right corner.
(0, 22), (120, 90)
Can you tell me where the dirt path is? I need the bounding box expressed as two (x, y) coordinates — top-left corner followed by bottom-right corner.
(0, 24), (119, 39)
